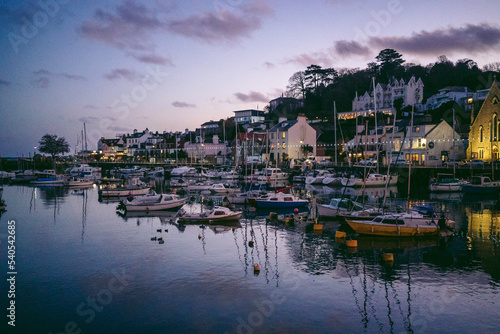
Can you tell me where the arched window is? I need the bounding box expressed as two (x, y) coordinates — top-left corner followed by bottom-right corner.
(480, 126), (484, 143)
(493, 114), (498, 141)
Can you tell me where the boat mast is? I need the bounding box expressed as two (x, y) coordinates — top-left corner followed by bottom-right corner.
(407, 105), (414, 204)
(334, 101), (338, 166)
(383, 112), (397, 207)
(83, 123), (88, 164)
(372, 77), (379, 173)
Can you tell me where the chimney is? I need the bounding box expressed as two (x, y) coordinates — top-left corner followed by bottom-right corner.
(297, 113), (306, 123)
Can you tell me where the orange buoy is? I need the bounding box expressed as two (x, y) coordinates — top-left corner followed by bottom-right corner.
(198, 234), (202, 239)
(346, 239), (357, 248)
(381, 253), (394, 262)
(313, 223), (323, 230)
(335, 231), (346, 239)
(253, 263), (260, 271)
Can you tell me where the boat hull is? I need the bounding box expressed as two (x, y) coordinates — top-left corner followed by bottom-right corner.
(255, 200), (309, 209)
(462, 185), (500, 194)
(345, 219), (439, 237)
(429, 183), (462, 192)
(125, 198), (186, 211)
(177, 212), (242, 223)
(99, 187), (151, 197)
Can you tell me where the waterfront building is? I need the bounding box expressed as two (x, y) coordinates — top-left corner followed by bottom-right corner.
(467, 80), (500, 161)
(97, 136), (126, 160)
(269, 114), (316, 161)
(425, 86), (474, 110)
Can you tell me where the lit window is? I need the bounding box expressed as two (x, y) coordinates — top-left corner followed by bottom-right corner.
(282, 132), (285, 138)
(277, 143), (281, 149)
(271, 144), (274, 149)
(283, 142), (286, 149)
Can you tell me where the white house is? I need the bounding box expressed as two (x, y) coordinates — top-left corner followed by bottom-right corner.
(425, 86), (473, 110)
(269, 114), (316, 161)
(384, 119), (465, 167)
(340, 76), (424, 119)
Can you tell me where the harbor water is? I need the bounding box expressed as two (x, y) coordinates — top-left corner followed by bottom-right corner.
(0, 181), (499, 333)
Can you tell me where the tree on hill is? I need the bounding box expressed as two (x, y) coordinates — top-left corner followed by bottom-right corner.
(286, 71), (307, 99)
(375, 48), (405, 80)
(38, 134), (70, 160)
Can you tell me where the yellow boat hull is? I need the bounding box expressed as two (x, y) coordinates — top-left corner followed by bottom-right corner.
(345, 219), (439, 237)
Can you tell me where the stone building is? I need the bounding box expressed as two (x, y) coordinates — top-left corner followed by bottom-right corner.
(467, 80), (500, 161)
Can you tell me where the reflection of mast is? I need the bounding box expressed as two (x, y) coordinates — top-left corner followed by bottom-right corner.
(81, 188), (88, 242)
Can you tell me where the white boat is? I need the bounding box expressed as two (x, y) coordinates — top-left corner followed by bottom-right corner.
(305, 170), (332, 184)
(119, 166), (146, 177)
(220, 169), (240, 180)
(187, 181), (213, 191)
(256, 168), (289, 181)
(322, 174), (343, 186)
(317, 198), (369, 218)
(342, 173), (398, 187)
(67, 176), (94, 187)
(99, 178), (151, 197)
(209, 183), (240, 194)
(123, 193), (186, 211)
(66, 164), (101, 180)
(176, 206), (242, 222)
(429, 175), (466, 192)
(0, 171), (16, 180)
(227, 190), (268, 204)
(170, 166), (197, 177)
(169, 178), (190, 188)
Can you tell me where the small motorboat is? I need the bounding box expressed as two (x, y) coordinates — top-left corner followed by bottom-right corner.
(99, 177), (151, 197)
(176, 206), (242, 222)
(123, 193), (186, 211)
(254, 192), (309, 209)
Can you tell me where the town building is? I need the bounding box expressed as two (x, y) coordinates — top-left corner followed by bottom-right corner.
(467, 80), (500, 161)
(425, 86), (473, 110)
(233, 109), (265, 124)
(269, 114), (316, 161)
(339, 76), (424, 119)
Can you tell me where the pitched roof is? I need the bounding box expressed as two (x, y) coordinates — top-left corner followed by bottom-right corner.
(270, 120), (298, 132)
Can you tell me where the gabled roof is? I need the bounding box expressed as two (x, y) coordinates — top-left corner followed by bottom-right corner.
(270, 120), (298, 132)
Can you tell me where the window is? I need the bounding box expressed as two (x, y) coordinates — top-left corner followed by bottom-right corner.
(418, 138), (422, 147)
(282, 132), (285, 138)
(494, 114), (498, 141)
(277, 143), (280, 149)
(282, 142), (286, 149)
(271, 133), (274, 140)
(271, 143), (274, 149)
(480, 126), (484, 143)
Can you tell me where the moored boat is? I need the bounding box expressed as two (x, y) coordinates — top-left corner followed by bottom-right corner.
(461, 176), (500, 194)
(254, 192), (309, 209)
(123, 193), (186, 211)
(99, 177), (150, 197)
(342, 173), (398, 187)
(176, 206), (242, 222)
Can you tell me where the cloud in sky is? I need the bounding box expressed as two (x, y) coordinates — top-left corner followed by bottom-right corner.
(78, 0), (162, 51)
(32, 77), (50, 88)
(166, 1), (273, 43)
(172, 101), (196, 108)
(0, 79), (11, 86)
(104, 68), (142, 81)
(34, 69), (87, 81)
(367, 23), (500, 55)
(234, 91), (268, 103)
(131, 53), (173, 65)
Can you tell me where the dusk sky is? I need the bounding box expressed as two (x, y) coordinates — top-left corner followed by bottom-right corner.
(2, 0), (500, 157)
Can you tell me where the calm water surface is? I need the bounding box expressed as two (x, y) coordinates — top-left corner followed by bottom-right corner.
(0, 183), (499, 334)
